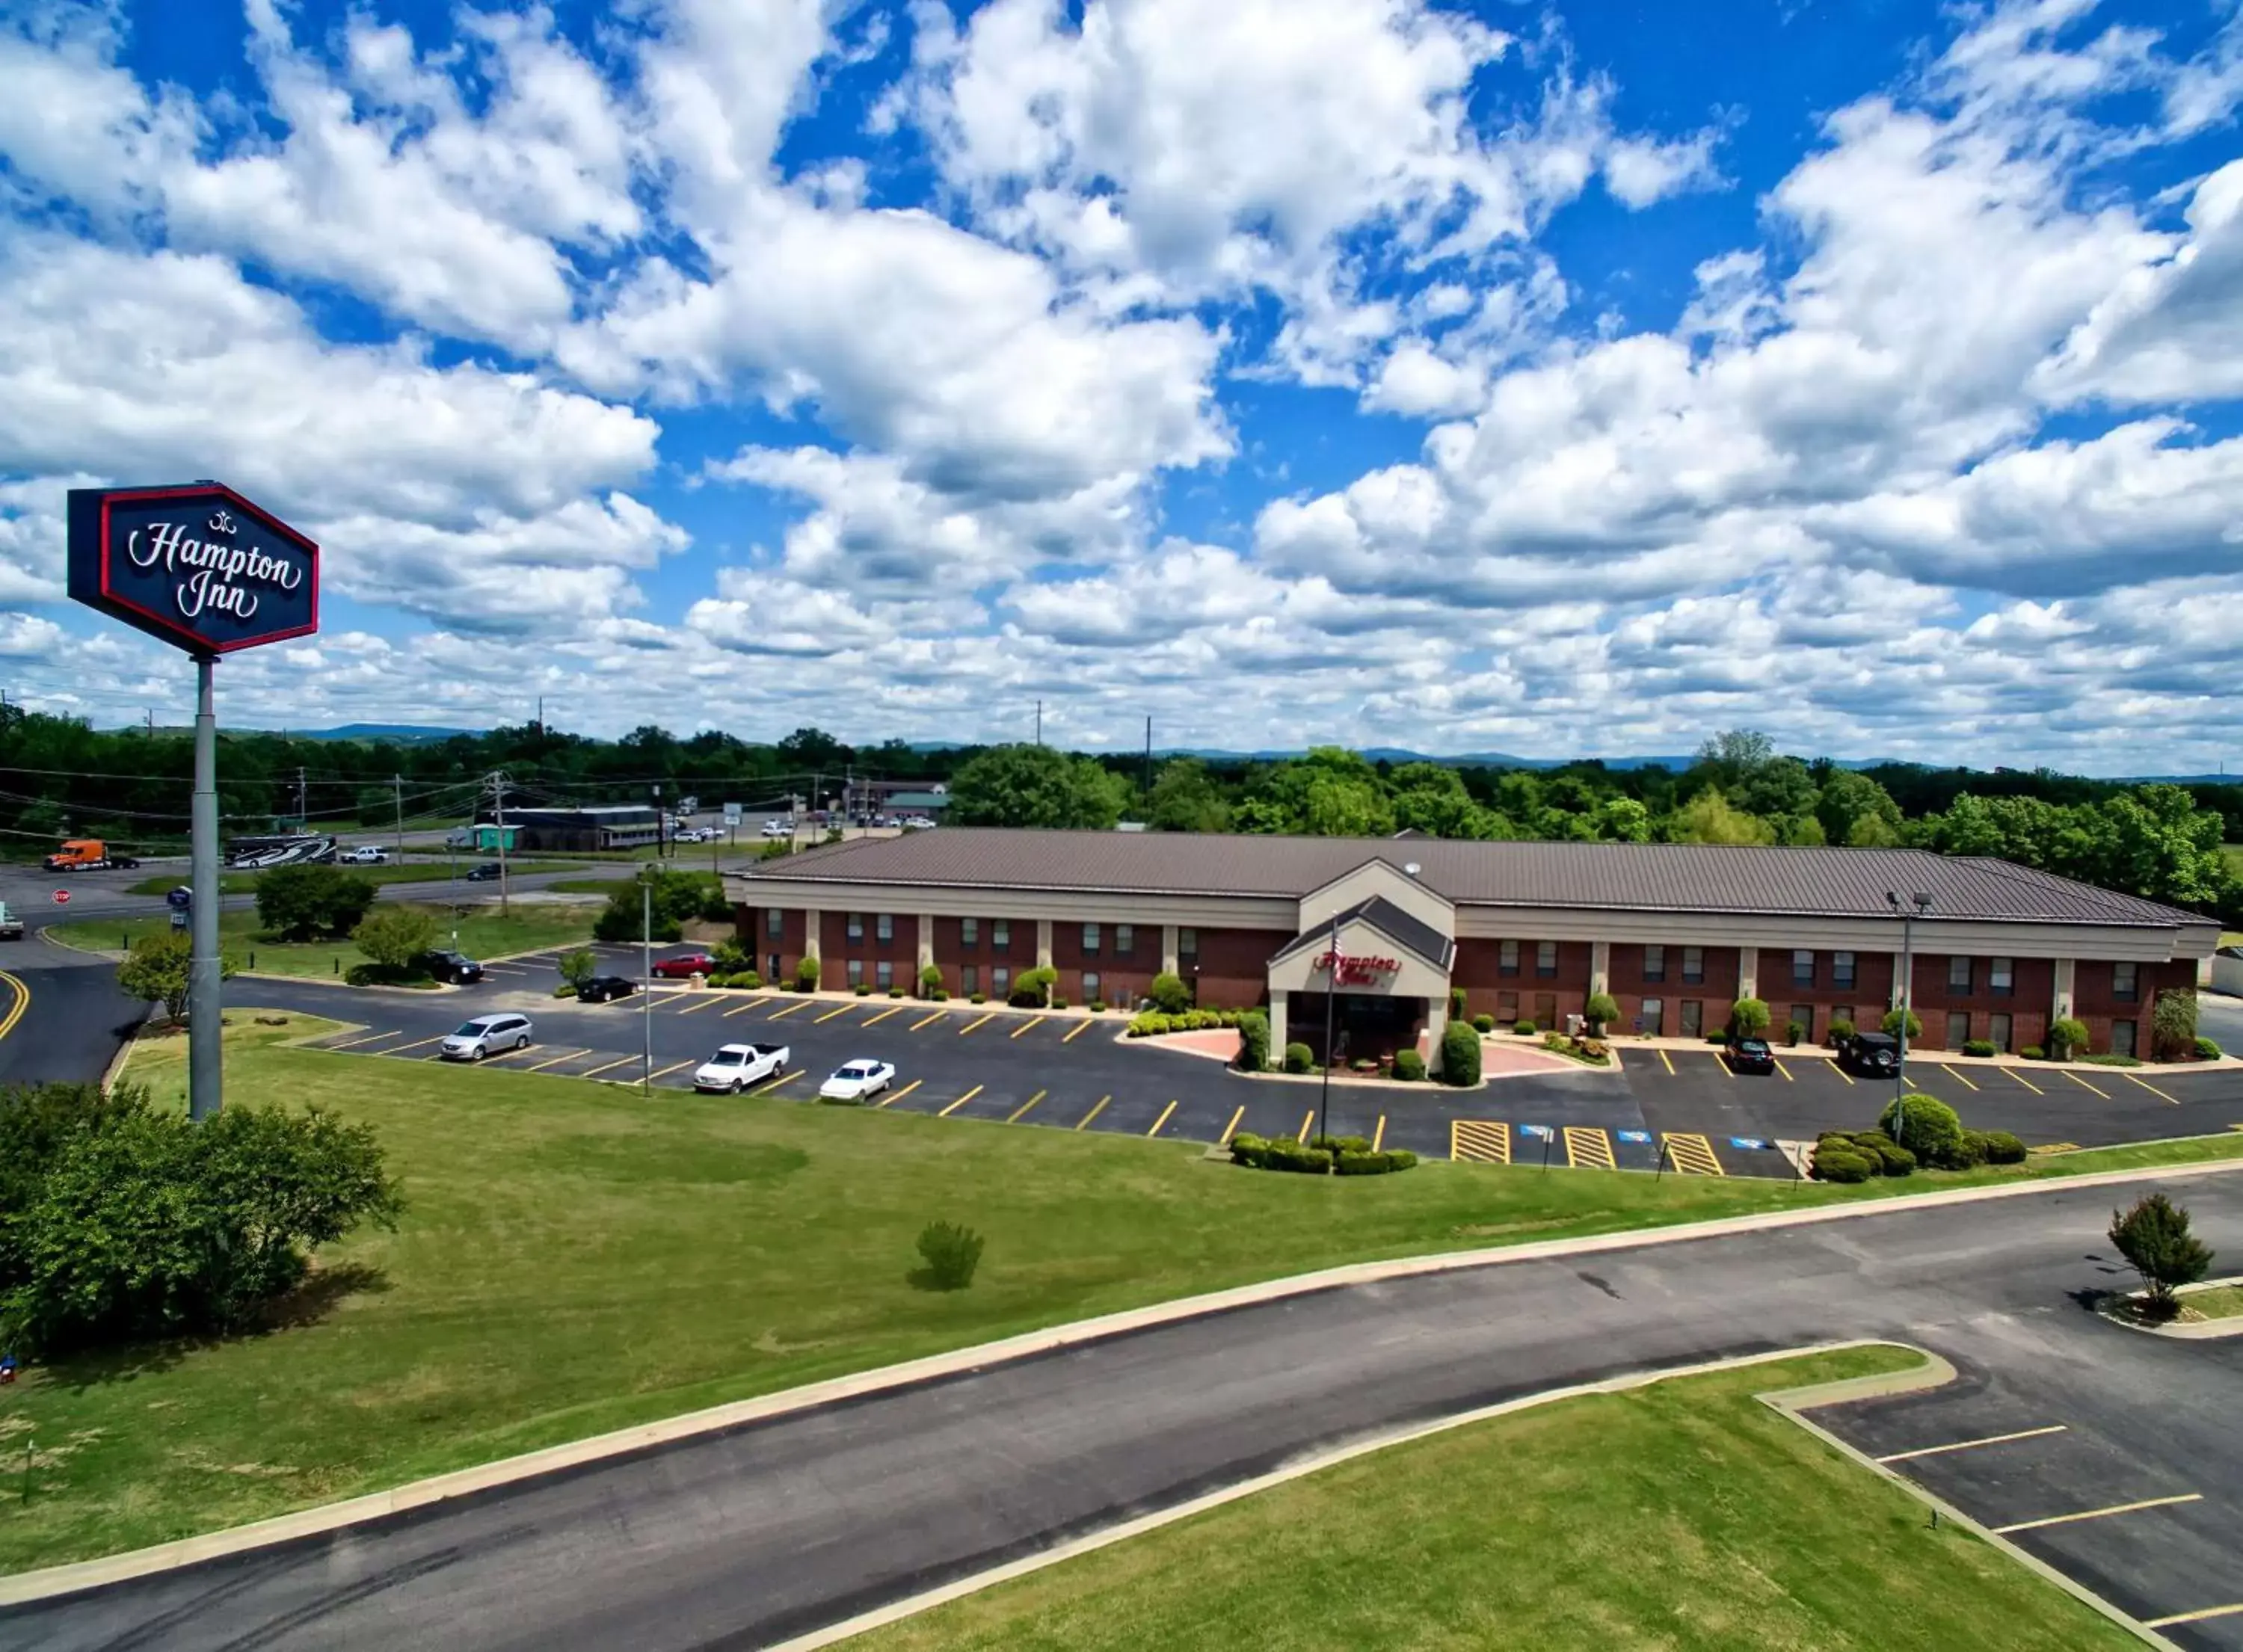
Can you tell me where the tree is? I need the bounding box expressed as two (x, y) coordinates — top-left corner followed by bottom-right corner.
(919, 963), (943, 997)
(1594, 797), (1652, 842)
(1846, 812), (1904, 848)
(1389, 764), (1492, 839)
(1880, 1006), (1923, 1039)
(2150, 989), (2199, 1062)
(1667, 789), (1774, 845)
(1584, 992), (1620, 1035)
(2048, 1016), (2089, 1060)
(593, 867), (713, 944)
(117, 931), (235, 1025)
(1729, 997), (1771, 1038)
(1148, 971), (1191, 1014)
(1879, 1093), (1964, 1168)
(1737, 756), (1816, 823)
(947, 745), (1131, 830)
(256, 864), (378, 940)
(1237, 749), (1394, 838)
(2107, 1192), (2214, 1316)
(1816, 769), (1903, 846)
(558, 947), (598, 993)
(353, 906), (440, 971)
(1145, 759), (1232, 833)
(1780, 814), (1828, 846)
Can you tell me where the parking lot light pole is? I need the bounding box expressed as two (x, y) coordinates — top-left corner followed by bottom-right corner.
(1887, 890), (1933, 1143)
(1317, 909), (1339, 1147)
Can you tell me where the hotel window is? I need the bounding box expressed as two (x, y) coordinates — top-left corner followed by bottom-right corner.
(992, 966), (1011, 998)
(961, 964), (979, 996)
(876, 913), (893, 942)
(765, 909), (783, 939)
(1535, 941), (1557, 978)
(846, 913), (864, 941)
(1946, 1011), (1969, 1049)
(1682, 946), (1704, 984)
(1792, 949), (1815, 987)
(961, 917), (979, 946)
(1680, 1001), (1703, 1038)
(1083, 922), (1101, 954)
(2113, 961), (2138, 1001)
(1990, 957), (2013, 996)
(1115, 924), (1133, 955)
(1790, 1005), (1814, 1041)
(767, 952), (782, 980)
(1082, 970), (1101, 1002)
(846, 959), (864, 987)
(2113, 1019), (2138, 1057)
(993, 919), (1011, 950)
(876, 961), (893, 990)
(1833, 951), (1856, 989)
(1499, 940), (1520, 977)
(1948, 955), (1972, 993)
(1833, 1005), (1856, 1035)
(1643, 945), (1666, 983)
(1497, 991), (1519, 1021)
(1179, 927), (1198, 960)
(1990, 1011), (2012, 1052)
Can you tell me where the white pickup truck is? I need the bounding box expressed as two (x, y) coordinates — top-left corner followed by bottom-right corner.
(0, 902), (22, 941)
(692, 1042), (791, 1093)
(338, 845), (390, 865)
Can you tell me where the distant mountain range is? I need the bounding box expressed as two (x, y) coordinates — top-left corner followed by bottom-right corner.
(290, 723), (485, 744)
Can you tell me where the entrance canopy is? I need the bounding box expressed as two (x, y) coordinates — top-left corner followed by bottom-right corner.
(1267, 894), (1454, 1001)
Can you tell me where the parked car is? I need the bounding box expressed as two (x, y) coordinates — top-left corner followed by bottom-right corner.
(440, 1013), (532, 1061)
(903, 817), (936, 830)
(0, 902), (22, 941)
(576, 975), (636, 1004)
(338, 845), (389, 864)
(692, 1042), (791, 1092)
(417, 949), (484, 984)
(760, 819), (792, 839)
(464, 862), (504, 881)
(1836, 1029), (1902, 1076)
(1726, 1036), (1776, 1075)
(819, 1058), (896, 1102)
(650, 951), (717, 980)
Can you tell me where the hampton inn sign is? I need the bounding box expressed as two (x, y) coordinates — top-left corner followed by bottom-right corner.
(1313, 950), (1401, 987)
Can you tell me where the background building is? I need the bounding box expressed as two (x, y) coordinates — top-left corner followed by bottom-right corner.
(472, 804), (659, 853)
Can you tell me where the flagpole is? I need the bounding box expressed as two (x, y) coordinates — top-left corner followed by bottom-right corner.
(1317, 908), (1338, 1147)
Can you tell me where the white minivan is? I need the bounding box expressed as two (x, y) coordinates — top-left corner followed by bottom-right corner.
(440, 1014), (533, 1061)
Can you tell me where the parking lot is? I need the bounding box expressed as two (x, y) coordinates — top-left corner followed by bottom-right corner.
(253, 943), (2243, 1182)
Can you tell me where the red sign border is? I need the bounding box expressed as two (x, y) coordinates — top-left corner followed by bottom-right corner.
(93, 484), (321, 656)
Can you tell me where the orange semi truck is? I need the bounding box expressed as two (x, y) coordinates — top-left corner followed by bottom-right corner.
(43, 839), (139, 872)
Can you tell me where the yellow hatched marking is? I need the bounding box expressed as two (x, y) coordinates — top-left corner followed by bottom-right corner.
(1663, 1132), (1724, 1177)
(1450, 1120), (1510, 1164)
(1062, 1019), (1095, 1044)
(1074, 1095), (1111, 1131)
(877, 1079), (923, 1109)
(909, 1010), (947, 1031)
(2058, 1068), (2108, 1098)
(1656, 1048), (1675, 1076)
(814, 1001), (857, 1023)
(2120, 1070), (2179, 1104)
(764, 999), (813, 1020)
(1563, 1126), (1615, 1171)
(1010, 1017), (1042, 1040)
(523, 1047), (589, 1073)
(646, 1059), (692, 1083)
(1371, 1115), (1386, 1153)
(938, 1084), (984, 1118)
(1148, 1100), (1178, 1137)
(579, 1055), (638, 1080)
(1993, 1493), (2200, 1535)
(959, 1012), (998, 1036)
(1006, 1089), (1047, 1123)
(861, 1004), (907, 1026)
(2004, 1067), (2045, 1095)
(1219, 1105), (1245, 1144)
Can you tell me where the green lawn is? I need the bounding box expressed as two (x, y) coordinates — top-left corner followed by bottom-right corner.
(845, 1346), (2132, 1652)
(2185, 1283), (2243, 1319)
(3, 1025), (2237, 1577)
(546, 876), (635, 896)
(125, 861), (579, 898)
(49, 904), (594, 976)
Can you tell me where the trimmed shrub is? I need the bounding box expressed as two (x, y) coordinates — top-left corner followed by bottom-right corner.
(919, 964), (943, 997)
(1284, 1041), (1315, 1074)
(2196, 1035), (2223, 1060)
(1089, 999), (1107, 1013)
(854, 981), (873, 996)
(741, 970), (764, 990)
(1543, 1031), (1571, 1052)
(1386, 1149), (1419, 1171)
(2048, 1017), (2089, 1061)
(1513, 1019), (1537, 1036)
(889, 986), (905, 998)
(794, 955), (820, 993)
(1148, 972), (1192, 1014)
(2018, 1044), (2044, 1060)
(1440, 1018), (1481, 1086)
(1227, 1131), (1267, 1167)
(914, 1221), (984, 1291)
(1335, 1150), (1418, 1176)
(1878, 1093), (1966, 1168)
(1849, 1131), (1916, 1177)
(1784, 1020), (1806, 1047)
(1962, 1038), (1997, 1058)
(1471, 1013), (1495, 1035)
(1880, 1006), (1924, 1041)
(1978, 1129), (2027, 1165)
(2082, 1052), (2142, 1067)
(710, 940), (750, 976)
(1311, 1135), (1372, 1155)
(1825, 1017), (1856, 1045)
(1450, 986), (1468, 1020)
(1812, 1144), (1874, 1183)
(1236, 1010), (1270, 1073)
(1007, 965), (1057, 1008)
(1584, 991), (1620, 1035)
(550, 982), (578, 999)
(1729, 996), (1771, 1038)
(932, 989), (949, 1001)
(1391, 1049), (1426, 1082)
(970, 991), (987, 1005)
(2151, 988), (2200, 1062)
(1264, 1141), (1333, 1174)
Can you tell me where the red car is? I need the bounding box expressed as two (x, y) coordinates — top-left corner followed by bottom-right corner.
(650, 952), (716, 979)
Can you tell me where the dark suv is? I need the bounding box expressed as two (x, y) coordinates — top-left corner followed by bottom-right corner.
(417, 949), (485, 984)
(1836, 1029), (1901, 1076)
(577, 975), (636, 1004)
(465, 862), (504, 882)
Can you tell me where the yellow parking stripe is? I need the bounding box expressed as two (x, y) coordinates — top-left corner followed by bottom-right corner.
(523, 1047), (589, 1073)
(1371, 1115), (1385, 1153)
(1563, 1126), (1615, 1171)
(1007, 1089), (1047, 1123)
(674, 994), (724, 1015)
(1450, 1120), (1510, 1164)
(1074, 1095), (1110, 1131)
(2004, 1067), (2045, 1095)
(938, 1084), (984, 1117)
(646, 1059), (692, 1083)
(722, 996), (771, 1017)
(1711, 1051), (1732, 1079)
(579, 1055), (638, 1080)
(909, 1010), (947, 1031)
(2058, 1068), (2108, 1098)
(1062, 1019), (1095, 1044)
(1773, 1058), (1795, 1083)
(1219, 1105), (1245, 1144)
(1993, 1493), (2200, 1535)
(1148, 1100), (1178, 1137)
(2120, 1070), (2179, 1104)
(1875, 1425), (2067, 1464)
(754, 1069), (803, 1094)
(814, 1001), (858, 1023)
(1662, 1132), (1724, 1176)
(1657, 1048), (1675, 1076)
(862, 1004), (907, 1026)
(477, 1042), (544, 1064)
(389, 1035), (446, 1057)
(330, 1028), (404, 1050)
(1947, 1066), (1980, 1091)
(1830, 1062), (1855, 1085)
(1010, 1016), (1043, 1040)
(958, 1012), (997, 1037)
(2147, 1604), (2243, 1630)
(877, 1079), (923, 1109)
(765, 999), (813, 1020)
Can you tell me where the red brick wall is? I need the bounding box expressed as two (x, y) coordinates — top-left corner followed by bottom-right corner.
(924, 913), (1029, 996)
(1759, 948), (1900, 1043)
(1048, 918), (1154, 1005)
(1452, 937), (1593, 1025)
(819, 910), (918, 993)
(2070, 958), (2192, 1054)
(735, 905), (806, 981)
(1184, 927), (1285, 1009)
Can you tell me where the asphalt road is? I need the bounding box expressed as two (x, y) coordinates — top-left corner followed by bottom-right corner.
(10, 1169), (2242, 1651)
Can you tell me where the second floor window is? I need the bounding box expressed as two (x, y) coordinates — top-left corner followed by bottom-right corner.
(765, 909), (782, 939)
(1115, 923), (1133, 955)
(1536, 941), (1557, 978)
(876, 913), (893, 942)
(1990, 957), (2013, 995)
(1948, 955), (1972, 993)
(2114, 961), (2138, 1001)
(846, 913), (864, 941)
(1643, 944), (1665, 982)
(961, 917), (979, 946)
(993, 919), (1010, 949)
(1682, 946), (1704, 984)
(1792, 949), (1814, 987)
(1833, 950), (1856, 988)
(1083, 922), (1101, 954)
(1499, 940), (1519, 976)
(1179, 927), (1198, 959)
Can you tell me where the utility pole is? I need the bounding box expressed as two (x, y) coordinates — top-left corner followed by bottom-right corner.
(492, 769), (512, 916)
(1142, 716), (1153, 804)
(641, 870), (654, 1094)
(392, 774), (404, 857)
(1035, 700), (1042, 745)
(295, 764), (307, 830)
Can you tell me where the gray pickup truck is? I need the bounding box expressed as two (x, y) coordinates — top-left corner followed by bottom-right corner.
(0, 901), (23, 941)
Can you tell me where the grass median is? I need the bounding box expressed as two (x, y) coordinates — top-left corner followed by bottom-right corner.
(4, 1026), (2239, 1577)
(123, 862), (580, 898)
(845, 1346), (2133, 1652)
(49, 904), (594, 978)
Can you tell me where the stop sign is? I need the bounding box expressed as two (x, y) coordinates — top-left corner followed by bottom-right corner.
(51, 889), (70, 906)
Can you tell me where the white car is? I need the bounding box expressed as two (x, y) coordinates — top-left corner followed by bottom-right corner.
(819, 1058), (896, 1102)
(440, 1013), (533, 1061)
(339, 845), (389, 864)
(760, 819), (792, 839)
(692, 1042), (791, 1093)
(903, 817), (937, 830)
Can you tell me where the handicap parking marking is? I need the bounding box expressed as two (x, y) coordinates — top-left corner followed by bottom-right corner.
(1219, 1104), (1246, 1144)
(2119, 1070), (2179, 1105)
(908, 1009), (948, 1032)
(1062, 1019), (1096, 1044)
(1874, 1424), (2069, 1464)
(1562, 1126), (1616, 1171)
(1991, 1491), (2202, 1535)
(958, 1012), (999, 1037)
(764, 999), (813, 1021)
(1661, 1132), (1724, 1176)
(937, 1084), (984, 1118)
(1074, 1095), (1111, 1131)
(1007, 1089), (1047, 1124)
(2055, 1068), (2108, 1099)
(861, 1004), (908, 1027)
(876, 1079), (923, 1109)
(813, 1001), (858, 1023)
(1148, 1100), (1179, 1137)
(1450, 1119), (1510, 1164)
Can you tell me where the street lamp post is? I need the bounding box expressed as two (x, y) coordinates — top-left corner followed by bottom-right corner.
(641, 870), (654, 1096)
(1887, 890), (1933, 1144)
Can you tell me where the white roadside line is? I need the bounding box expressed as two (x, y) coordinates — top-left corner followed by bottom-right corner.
(4, 1157), (2241, 1608)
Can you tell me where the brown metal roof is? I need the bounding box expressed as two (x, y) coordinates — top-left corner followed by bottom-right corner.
(741, 829), (2211, 929)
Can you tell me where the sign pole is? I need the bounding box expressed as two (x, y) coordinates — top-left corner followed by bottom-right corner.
(188, 653), (222, 1120)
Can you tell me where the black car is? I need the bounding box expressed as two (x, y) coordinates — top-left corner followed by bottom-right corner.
(418, 949), (484, 984)
(1836, 1030), (1901, 1076)
(577, 976), (636, 1004)
(464, 862), (504, 882)
(1726, 1036), (1776, 1075)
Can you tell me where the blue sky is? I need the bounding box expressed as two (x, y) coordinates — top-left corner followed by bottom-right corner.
(1, 0), (2239, 771)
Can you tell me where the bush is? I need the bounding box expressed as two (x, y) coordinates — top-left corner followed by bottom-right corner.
(591, 867), (709, 944)
(697, 884), (733, 925)
(1009, 966), (1056, 1008)
(1391, 1049), (1426, 1082)
(1880, 1006), (1924, 1041)
(933, 989), (949, 1000)
(1283, 1041), (1315, 1074)
(255, 863), (378, 941)
(1543, 1030), (1571, 1051)
(919, 963), (943, 997)
(794, 955), (820, 993)
(1089, 999), (1106, 1013)
(2151, 989), (2200, 1062)
(1440, 1018), (1481, 1086)
(1729, 997), (1771, 1038)
(1263, 1141), (1333, 1174)
(1812, 1145), (1874, 1183)
(1978, 1129), (2027, 1165)
(913, 1220), (984, 1291)
(1050, 996), (1069, 1011)
(742, 970), (764, 990)
(1962, 1038), (1997, 1058)
(1148, 972), (1192, 1014)
(1513, 1019), (1537, 1036)
(353, 905), (442, 973)
(1228, 1131), (1268, 1167)
(2018, 1044), (2044, 1060)
(854, 982), (873, 996)
(551, 982), (578, 999)
(1784, 1020), (1806, 1047)
(1236, 1010), (1270, 1073)
(1849, 1131), (1916, 1177)
(1311, 1135), (1372, 1155)
(2047, 1017), (2088, 1061)
(1387, 1149), (1419, 1170)
(2107, 1192), (2213, 1313)
(1335, 1150), (1417, 1176)
(2196, 1035), (2223, 1060)
(1878, 1093), (1966, 1168)
(1449, 986), (1468, 1020)
(1584, 991), (1620, 1035)
(556, 946), (599, 993)
(118, 930), (238, 1023)
(2082, 1052), (2143, 1067)
(970, 992), (987, 1005)
(710, 940), (750, 976)
(1471, 1013), (1495, 1035)
(889, 986), (905, 999)
(1825, 1017), (1856, 1045)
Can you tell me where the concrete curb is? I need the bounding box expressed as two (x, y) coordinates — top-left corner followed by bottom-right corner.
(2097, 1275), (2243, 1341)
(5, 1151), (2242, 1605)
(1764, 1374), (2176, 1648)
(767, 1340), (1953, 1652)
